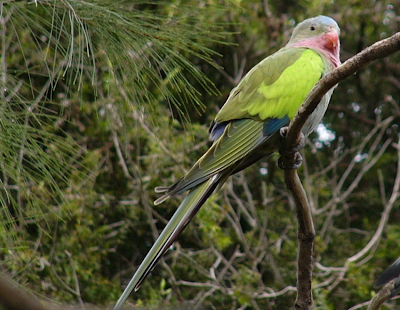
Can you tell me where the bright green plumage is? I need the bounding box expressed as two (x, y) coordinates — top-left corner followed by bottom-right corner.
(216, 49), (325, 122)
(154, 48), (329, 202)
(114, 15), (341, 310)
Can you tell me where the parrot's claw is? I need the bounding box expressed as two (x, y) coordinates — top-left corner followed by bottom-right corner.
(279, 127), (305, 151)
(278, 127), (305, 170)
(279, 126), (289, 139)
(278, 151), (303, 170)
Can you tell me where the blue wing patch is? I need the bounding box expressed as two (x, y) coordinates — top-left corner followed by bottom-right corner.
(209, 116), (289, 142)
(263, 116), (289, 136)
(209, 121), (227, 142)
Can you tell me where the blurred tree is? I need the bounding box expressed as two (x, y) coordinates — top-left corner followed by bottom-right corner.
(1, 0), (400, 309)
(0, 0), (226, 305)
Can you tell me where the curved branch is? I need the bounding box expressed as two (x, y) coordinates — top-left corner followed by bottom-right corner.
(367, 280), (397, 310)
(280, 31), (400, 310)
(286, 31), (400, 148)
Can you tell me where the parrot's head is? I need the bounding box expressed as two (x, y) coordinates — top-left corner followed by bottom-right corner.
(287, 15), (341, 67)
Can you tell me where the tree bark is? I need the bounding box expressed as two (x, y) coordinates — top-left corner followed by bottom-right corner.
(280, 31), (400, 310)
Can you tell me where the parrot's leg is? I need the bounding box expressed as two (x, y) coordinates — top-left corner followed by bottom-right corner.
(278, 126), (305, 170)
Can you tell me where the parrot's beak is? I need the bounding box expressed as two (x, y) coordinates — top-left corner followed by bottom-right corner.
(325, 29), (339, 49)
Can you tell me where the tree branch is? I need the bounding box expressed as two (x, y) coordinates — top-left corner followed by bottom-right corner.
(280, 31), (400, 310)
(367, 280), (396, 310)
(284, 169), (315, 310)
(287, 31), (400, 148)
(0, 273), (47, 310)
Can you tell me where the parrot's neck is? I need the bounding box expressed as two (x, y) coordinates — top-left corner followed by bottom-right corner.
(288, 38), (341, 68)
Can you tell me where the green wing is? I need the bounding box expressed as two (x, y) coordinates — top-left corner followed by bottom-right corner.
(156, 48), (326, 202)
(215, 48), (325, 122)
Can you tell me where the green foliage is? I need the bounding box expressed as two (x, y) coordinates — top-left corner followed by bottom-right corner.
(1, 0), (400, 309)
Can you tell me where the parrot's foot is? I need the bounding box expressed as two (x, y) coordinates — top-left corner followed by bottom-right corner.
(278, 127), (305, 170)
(278, 151), (303, 170)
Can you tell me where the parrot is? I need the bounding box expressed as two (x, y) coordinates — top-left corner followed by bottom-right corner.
(114, 15), (341, 310)
(374, 256), (400, 297)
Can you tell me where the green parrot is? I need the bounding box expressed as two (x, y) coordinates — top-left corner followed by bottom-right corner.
(114, 15), (340, 309)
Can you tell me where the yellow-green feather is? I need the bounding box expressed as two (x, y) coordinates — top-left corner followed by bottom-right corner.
(185, 120), (265, 184)
(163, 49), (326, 195)
(250, 49), (323, 119)
(215, 48), (325, 123)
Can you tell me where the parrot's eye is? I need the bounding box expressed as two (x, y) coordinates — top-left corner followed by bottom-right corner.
(310, 25), (316, 31)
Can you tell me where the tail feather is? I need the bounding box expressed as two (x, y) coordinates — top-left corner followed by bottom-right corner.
(113, 175), (220, 310)
(154, 186), (171, 205)
(154, 186), (169, 193)
(154, 177), (186, 204)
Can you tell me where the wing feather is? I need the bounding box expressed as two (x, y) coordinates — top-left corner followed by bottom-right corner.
(215, 48), (325, 123)
(156, 48), (327, 202)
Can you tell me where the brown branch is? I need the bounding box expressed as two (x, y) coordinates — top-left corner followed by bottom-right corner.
(287, 31), (400, 148)
(284, 170), (315, 310)
(0, 273), (130, 310)
(280, 31), (400, 310)
(0, 274), (47, 310)
(366, 280), (396, 310)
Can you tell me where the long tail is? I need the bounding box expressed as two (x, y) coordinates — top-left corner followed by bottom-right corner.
(113, 175), (220, 310)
